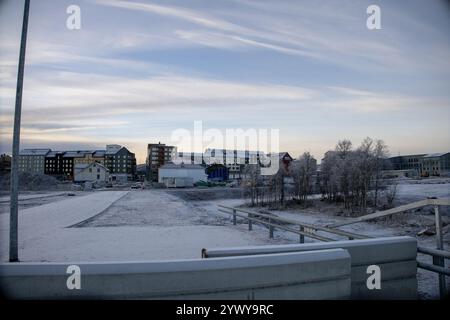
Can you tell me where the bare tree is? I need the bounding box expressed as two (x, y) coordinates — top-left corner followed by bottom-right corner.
(293, 152), (317, 203)
(241, 164), (260, 206)
(319, 137), (391, 216)
(373, 139), (389, 208)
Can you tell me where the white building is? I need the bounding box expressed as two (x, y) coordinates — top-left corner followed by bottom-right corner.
(158, 163), (207, 187)
(74, 162), (109, 184)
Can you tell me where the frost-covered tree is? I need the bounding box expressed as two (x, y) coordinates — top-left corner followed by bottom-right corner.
(293, 152), (317, 203)
(241, 164), (260, 206)
(319, 137), (392, 215)
(373, 139), (389, 207)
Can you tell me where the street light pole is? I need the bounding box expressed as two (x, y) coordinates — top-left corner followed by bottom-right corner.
(10, 0), (30, 262)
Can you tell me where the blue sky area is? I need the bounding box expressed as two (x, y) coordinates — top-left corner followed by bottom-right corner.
(0, 0), (449, 162)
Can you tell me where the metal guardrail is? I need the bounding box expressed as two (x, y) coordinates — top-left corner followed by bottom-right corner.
(219, 197), (450, 299)
(327, 198), (450, 227)
(217, 205), (370, 243)
(326, 197), (450, 299)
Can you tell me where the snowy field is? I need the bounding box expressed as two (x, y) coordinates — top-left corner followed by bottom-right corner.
(394, 180), (450, 207)
(0, 190), (287, 263)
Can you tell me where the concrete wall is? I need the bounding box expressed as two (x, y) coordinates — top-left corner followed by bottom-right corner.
(203, 236), (417, 300)
(0, 249), (350, 300)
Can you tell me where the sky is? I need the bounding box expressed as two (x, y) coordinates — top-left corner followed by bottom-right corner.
(0, 0), (449, 163)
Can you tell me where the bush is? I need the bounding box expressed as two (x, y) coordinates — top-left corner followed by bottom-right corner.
(0, 171), (59, 191)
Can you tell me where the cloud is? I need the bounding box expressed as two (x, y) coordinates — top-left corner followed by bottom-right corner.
(94, 0), (246, 33)
(1, 0), (449, 162)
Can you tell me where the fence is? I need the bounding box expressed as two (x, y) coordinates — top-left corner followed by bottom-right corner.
(217, 205), (369, 243)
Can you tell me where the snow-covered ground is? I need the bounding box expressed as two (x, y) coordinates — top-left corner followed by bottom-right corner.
(0, 181), (448, 299)
(394, 181), (450, 208)
(0, 190), (286, 263)
(0, 191), (69, 203)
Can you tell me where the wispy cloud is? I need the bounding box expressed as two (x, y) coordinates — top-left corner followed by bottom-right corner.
(1, 0), (449, 162)
(94, 0), (246, 33)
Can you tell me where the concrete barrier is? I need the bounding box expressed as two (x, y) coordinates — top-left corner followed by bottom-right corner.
(0, 249), (351, 299)
(202, 236), (417, 299)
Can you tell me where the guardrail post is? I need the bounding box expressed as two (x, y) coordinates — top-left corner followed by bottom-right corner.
(434, 204), (447, 299)
(248, 213), (252, 231)
(299, 226), (304, 243)
(269, 218), (274, 238)
(233, 209), (237, 225)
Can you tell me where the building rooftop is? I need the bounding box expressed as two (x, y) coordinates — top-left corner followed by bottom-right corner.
(423, 152), (449, 158)
(46, 151), (60, 158)
(62, 151), (93, 158)
(160, 163), (205, 170)
(93, 150), (106, 157)
(204, 149), (266, 157)
(267, 152), (293, 160)
(19, 149), (51, 156)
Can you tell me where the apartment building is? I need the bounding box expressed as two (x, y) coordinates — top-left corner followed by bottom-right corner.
(173, 149), (268, 180)
(383, 153), (450, 177)
(44, 151), (65, 176)
(21, 145), (136, 181)
(105, 145), (136, 182)
(420, 153), (450, 177)
(0, 154), (11, 173)
(147, 142), (176, 182)
(18, 149), (51, 174)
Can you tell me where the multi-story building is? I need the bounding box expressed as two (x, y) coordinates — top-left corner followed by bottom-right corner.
(18, 145), (137, 181)
(0, 154), (11, 173)
(73, 150), (105, 166)
(105, 145), (136, 182)
(204, 148), (269, 180)
(147, 142), (176, 182)
(383, 152), (450, 177)
(175, 152), (205, 166)
(384, 154), (425, 171)
(420, 153), (450, 177)
(18, 149), (51, 174)
(44, 151), (65, 176)
(174, 149), (269, 180)
(61, 151), (79, 179)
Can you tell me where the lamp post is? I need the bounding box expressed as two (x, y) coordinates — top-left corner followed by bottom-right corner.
(10, 0), (30, 262)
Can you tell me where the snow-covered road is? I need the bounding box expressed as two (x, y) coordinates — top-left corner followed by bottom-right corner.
(0, 191), (128, 261)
